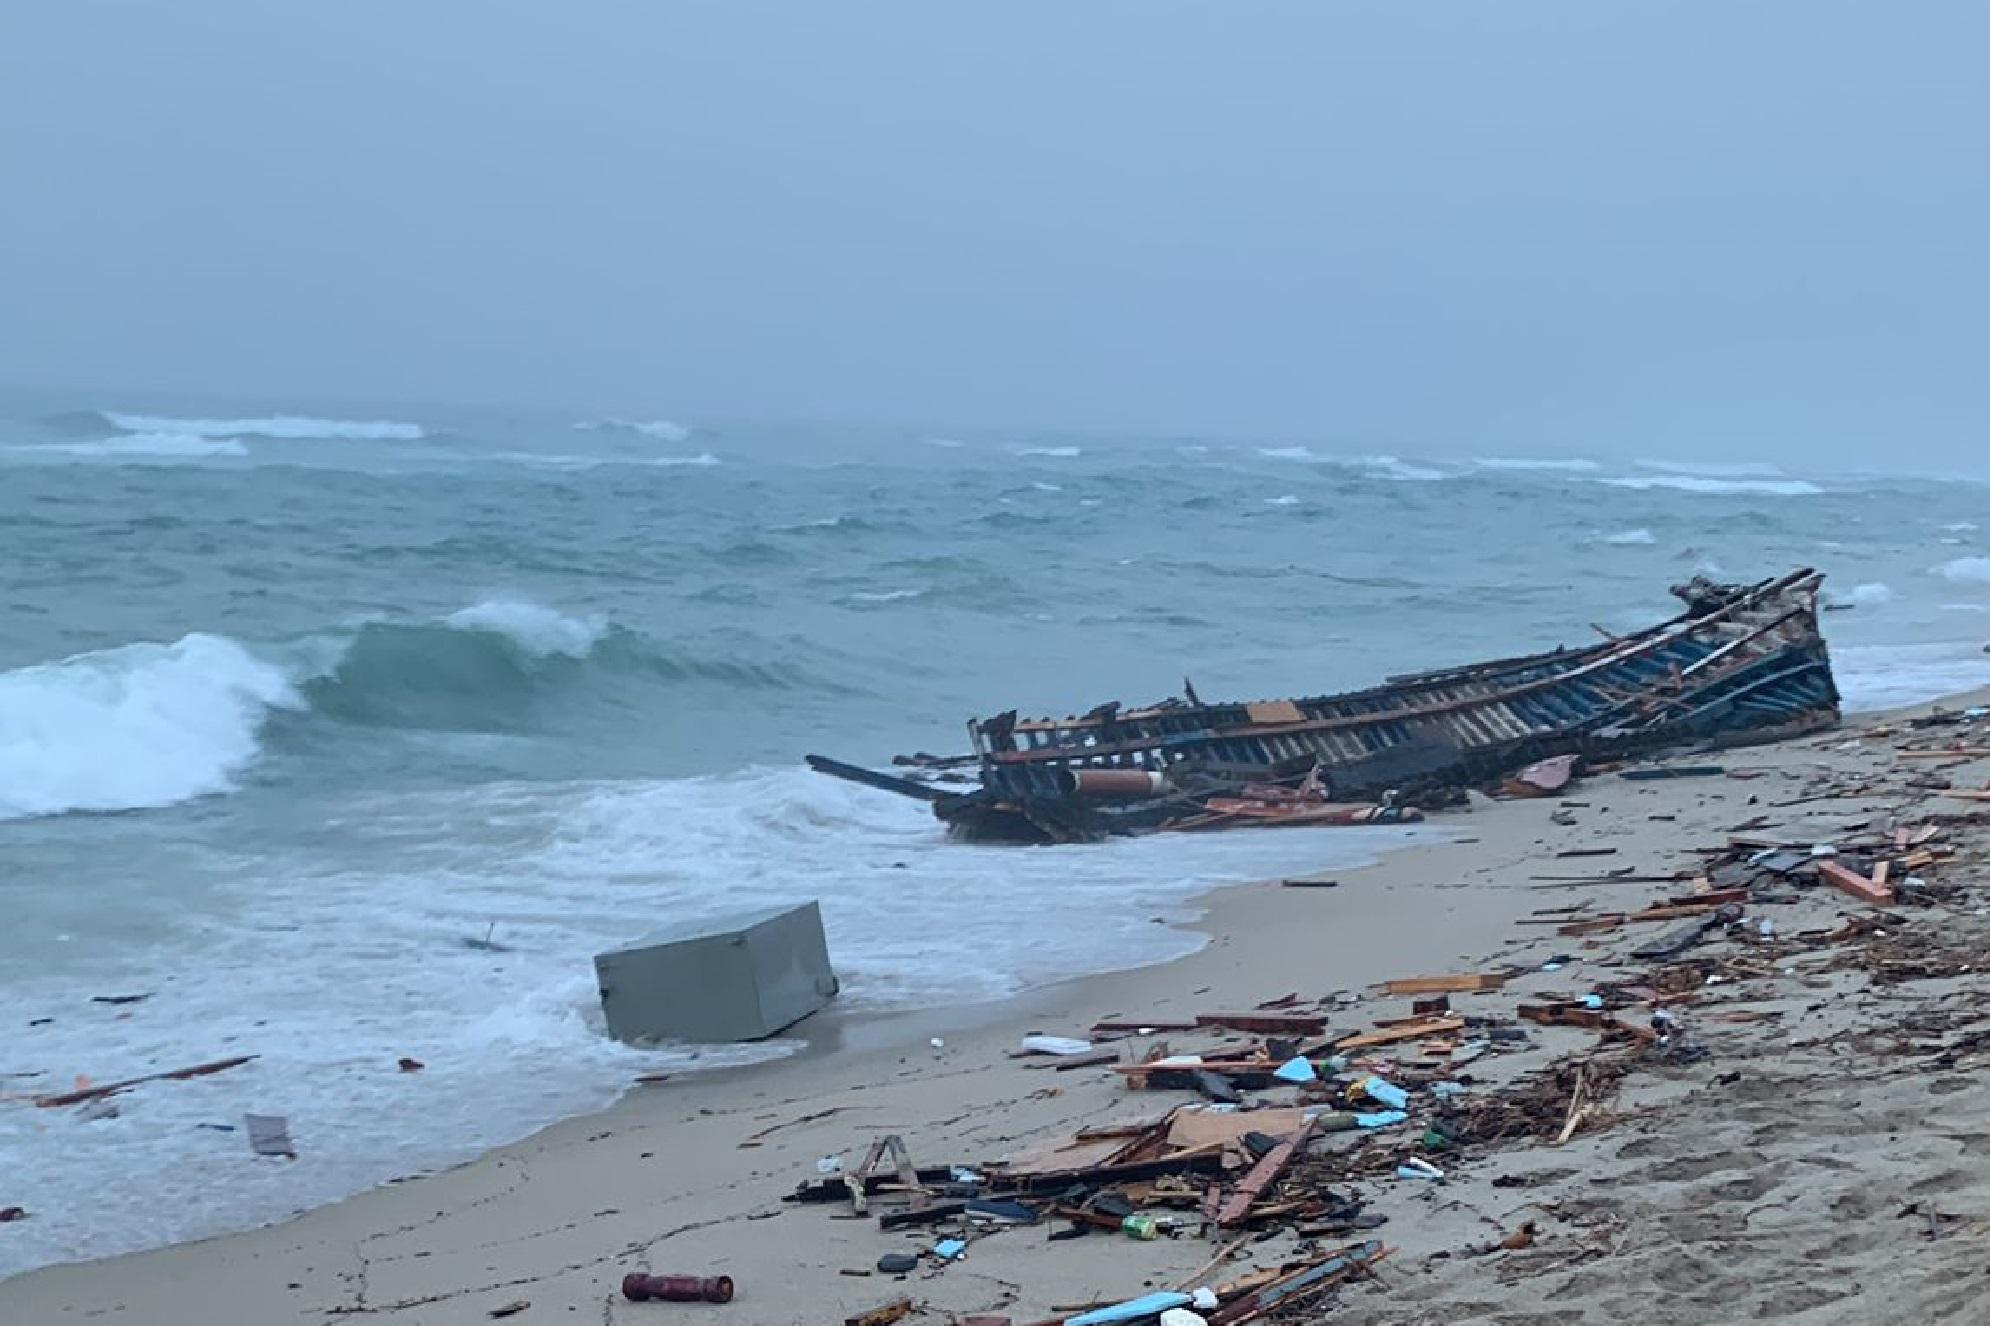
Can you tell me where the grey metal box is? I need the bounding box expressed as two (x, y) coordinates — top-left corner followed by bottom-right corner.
(594, 901), (839, 1044)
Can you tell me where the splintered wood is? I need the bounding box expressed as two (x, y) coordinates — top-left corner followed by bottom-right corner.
(1378, 974), (1506, 996)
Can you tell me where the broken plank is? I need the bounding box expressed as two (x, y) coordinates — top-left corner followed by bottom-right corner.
(1216, 1118), (1317, 1227)
(34, 1055), (257, 1109)
(1817, 859), (1895, 906)
(1193, 1012), (1329, 1036)
(1333, 1016), (1465, 1051)
(1378, 974), (1505, 996)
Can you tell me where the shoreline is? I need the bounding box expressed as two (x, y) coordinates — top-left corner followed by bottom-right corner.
(7, 685), (1990, 1323)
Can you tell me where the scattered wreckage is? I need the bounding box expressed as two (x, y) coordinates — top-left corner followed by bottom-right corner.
(810, 569), (1839, 842)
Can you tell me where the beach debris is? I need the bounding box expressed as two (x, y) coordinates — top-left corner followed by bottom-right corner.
(1620, 765), (1727, 781)
(90, 993), (152, 1005)
(1065, 1292), (1194, 1326)
(843, 1297), (913, 1326)
(1379, 974), (1506, 996)
(1818, 858), (1896, 906)
(875, 1252), (918, 1274)
(245, 1113), (297, 1159)
(397, 1057), (425, 1073)
(842, 1134), (923, 1217)
(595, 902), (838, 1045)
(931, 1237), (967, 1260)
(0, 1206), (26, 1222)
(487, 1301), (529, 1319)
(620, 1274), (735, 1304)
(461, 923), (512, 953)
(34, 1054), (257, 1109)
(1019, 1034), (1094, 1057)
(1504, 754), (1580, 798)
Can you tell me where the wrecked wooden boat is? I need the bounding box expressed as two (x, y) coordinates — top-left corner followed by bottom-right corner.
(808, 568), (1839, 843)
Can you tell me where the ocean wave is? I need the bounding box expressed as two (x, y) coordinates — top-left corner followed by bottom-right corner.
(1601, 526), (1657, 545)
(1472, 456), (1601, 472)
(102, 412), (424, 441)
(489, 450), (719, 470)
(24, 433), (249, 460)
(300, 602), (834, 733)
(1635, 459), (1786, 479)
(1012, 445), (1082, 458)
(1265, 494), (1302, 506)
(0, 634), (299, 821)
(1934, 556), (1990, 584)
(443, 600), (605, 657)
(572, 418), (691, 442)
(1256, 448), (1447, 481)
(1598, 475), (1823, 497)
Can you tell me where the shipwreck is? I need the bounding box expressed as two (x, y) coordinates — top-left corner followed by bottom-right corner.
(809, 568), (1840, 843)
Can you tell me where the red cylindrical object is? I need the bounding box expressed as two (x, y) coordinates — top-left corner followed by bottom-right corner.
(621, 1273), (735, 1303)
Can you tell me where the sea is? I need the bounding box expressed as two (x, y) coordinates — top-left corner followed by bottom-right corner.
(3, 398), (1989, 1276)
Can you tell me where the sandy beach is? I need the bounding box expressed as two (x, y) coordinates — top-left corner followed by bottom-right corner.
(8, 689), (1990, 1325)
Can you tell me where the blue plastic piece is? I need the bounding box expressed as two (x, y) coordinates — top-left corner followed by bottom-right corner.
(932, 1238), (966, 1260)
(1354, 1109), (1407, 1128)
(1065, 1292), (1194, 1325)
(1273, 1055), (1317, 1083)
(1361, 1076), (1409, 1110)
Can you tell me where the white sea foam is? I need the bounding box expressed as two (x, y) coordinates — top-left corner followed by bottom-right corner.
(1265, 494), (1302, 506)
(1473, 456), (1601, 472)
(1598, 475), (1823, 496)
(1836, 642), (1990, 712)
(1943, 522), (1979, 533)
(103, 413), (424, 440)
(848, 588), (924, 603)
(1828, 582), (1895, 608)
(444, 600), (604, 658)
(1635, 459), (1786, 478)
(1255, 447), (1447, 481)
(1013, 445), (1082, 458)
(572, 418), (691, 442)
(0, 634), (298, 821)
(1602, 527), (1656, 545)
(29, 433), (249, 460)
(1934, 556), (1990, 584)
(924, 437), (968, 449)
(490, 451), (720, 470)
(1030, 481), (1064, 492)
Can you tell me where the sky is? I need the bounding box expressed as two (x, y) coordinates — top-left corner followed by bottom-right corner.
(2, 3), (1985, 463)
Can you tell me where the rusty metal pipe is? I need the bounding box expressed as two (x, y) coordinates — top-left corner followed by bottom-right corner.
(621, 1273), (735, 1303)
(1054, 769), (1169, 799)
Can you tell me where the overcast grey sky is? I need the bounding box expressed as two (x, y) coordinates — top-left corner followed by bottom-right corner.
(2, 3), (1984, 462)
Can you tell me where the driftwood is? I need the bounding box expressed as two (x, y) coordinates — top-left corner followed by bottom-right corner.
(34, 1055), (257, 1108)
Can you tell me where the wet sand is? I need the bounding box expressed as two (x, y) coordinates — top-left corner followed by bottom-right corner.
(7, 689), (1990, 1325)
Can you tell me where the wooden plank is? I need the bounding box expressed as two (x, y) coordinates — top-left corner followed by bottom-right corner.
(1216, 1118), (1317, 1227)
(1194, 1012), (1329, 1036)
(1378, 974), (1506, 996)
(1817, 859), (1894, 906)
(1333, 1016), (1465, 1051)
(35, 1055), (257, 1109)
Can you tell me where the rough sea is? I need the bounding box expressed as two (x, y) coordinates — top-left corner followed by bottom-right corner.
(4, 399), (1989, 1276)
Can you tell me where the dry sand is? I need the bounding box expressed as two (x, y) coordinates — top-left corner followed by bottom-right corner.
(7, 691), (1990, 1325)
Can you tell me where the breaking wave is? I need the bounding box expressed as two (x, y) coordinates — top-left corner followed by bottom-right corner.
(1012, 445), (1082, 458)
(572, 418), (691, 442)
(1601, 527), (1657, 545)
(28, 433), (249, 460)
(1255, 448), (1447, 481)
(1598, 475), (1823, 497)
(0, 634), (300, 821)
(0, 602), (843, 817)
(102, 413), (425, 440)
(1635, 459), (1787, 479)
